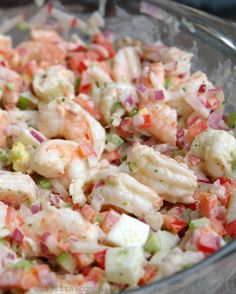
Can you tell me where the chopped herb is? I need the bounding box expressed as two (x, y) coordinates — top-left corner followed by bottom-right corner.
(95, 81), (100, 88)
(95, 214), (102, 223)
(6, 83), (14, 91)
(0, 149), (8, 165)
(36, 175), (52, 190)
(18, 96), (29, 110)
(222, 100), (226, 105)
(62, 97), (66, 102)
(128, 162), (138, 173)
(223, 235), (232, 243)
(17, 21), (28, 31)
(106, 133), (124, 147)
(121, 201), (128, 206)
(65, 203), (72, 208)
(0, 238), (4, 244)
(28, 224), (32, 227)
(117, 248), (128, 255)
(165, 78), (173, 90)
(122, 155), (127, 162)
(129, 107), (138, 117)
(111, 101), (122, 114)
(74, 77), (81, 91)
(226, 112), (236, 128)
(182, 87), (186, 92)
(154, 169), (158, 172)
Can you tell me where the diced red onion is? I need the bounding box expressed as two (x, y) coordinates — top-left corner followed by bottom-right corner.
(12, 228), (24, 244)
(136, 84), (147, 94)
(6, 253), (15, 260)
(41, 232), (51, 242)
(154, 90), (164, 100)
(125, 95), (135, 106)
(187, 113), (200, 127)
(91, 193), (105, 212)
(31, 203), (41, 214)
(30, 129), (46, 143)
(197, 178), (212, 184)
(94, 181), (105, 189)
(208, 112), (222, 129)
(40, 241), (49, 255)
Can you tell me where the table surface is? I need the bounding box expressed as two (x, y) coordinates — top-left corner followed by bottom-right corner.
(216, 275), (236, 294)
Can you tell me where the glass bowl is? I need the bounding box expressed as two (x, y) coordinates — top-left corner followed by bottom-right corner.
(1, 1), (236, 293)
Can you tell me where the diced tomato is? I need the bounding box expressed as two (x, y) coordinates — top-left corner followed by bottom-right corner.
(197, 231), (221, 254)
(81, 266), (92, 276)
(86, 267), (105, 283)
(80, 204), (96, 223)
(94, 250), (107, 269)
(77, 143), (94, 158)
(210, 219), (226, 236)
(199, 192), (218, 220)
(139, 265), (157, 286)
(188, 120), (208, 139)
(103, 151), (121, 166)
(139, 114), (152, 129)
(225, 220), (236, 238)
(183, 202), (198, 211)
(23, 60), (37, 76)
(218, 178), (233, 208)
(206, 97), (219, 109)
(163, 215), (187, 234)
(198, 84), (206, 93)
(92, 33), (106, 44)
(99, 41), (115, 58)
(100, 209), (120, 233)
(79, 72), (91, 94)
(74, 253), (94, 268)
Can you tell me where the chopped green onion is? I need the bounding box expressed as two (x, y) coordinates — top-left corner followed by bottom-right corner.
(144, 231), (161, 254)
(223, 235), (232, 243)
(95, 214), (102, 224)
(6, 83), (14, 91)
(38, 177), (52, 190)
(106, 133), (124, 147)
(165, 78), (173, 90)
(226, 112), (236, 128)
(129, 107), (138, 117)
(18, 96), (30, 110)
(74, 77), (81, 91)
(111, 101), (122, 114)
(128, 162), (138, 173)
(17, 21), (28, 31)
(57, 252), (76, 273)
(189, 217), (210, 229)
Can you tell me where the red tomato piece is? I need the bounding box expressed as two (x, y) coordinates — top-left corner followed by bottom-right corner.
(197, 232), (221, 254)
(100, 209), (120, 233)
(199, 192), (218, 220)
(86, 267), (105, 283)
(139, 265), (157, 286)
(94, 250), (107, 269)
(225, 220), (236, 238)
(163, 215), (187, 234)
(188, 120), (208, 139)
(80, 204), (96, 223)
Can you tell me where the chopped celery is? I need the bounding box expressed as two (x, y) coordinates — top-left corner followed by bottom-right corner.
(106, 133), (124, 147)
(164, 78), (173, 90)
(129, 107), (138, 117)
(189, 217), (210, 229)
(36, 176), (52, 190)
(57, 252), (76, 273)
(144, 231), (161, 254)
(13, 259), (35, 270)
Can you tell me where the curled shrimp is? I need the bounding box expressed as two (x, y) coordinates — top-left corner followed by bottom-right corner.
(0, 171), (37, 207)
(37, 97), (106, 158)
(112, 46), (141, 83)
(0, 110), (9, 148)
(17, 30), (67, 67)
(20, 207), (99, 257)
(33, 65), (75, 102)
(0, 66), (22, 110)
(31, 139), (90, 205)
(143, 103), (177, 145)
(90, 172), (163, 230)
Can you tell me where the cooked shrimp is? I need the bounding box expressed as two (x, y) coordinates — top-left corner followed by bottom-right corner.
(98, 83), (138, 125)
(127, 143), (197, 203)
(31, 140), (89, 205)
(0, 171), (37, 207)
(17, 37), (66, 68)
(188, 129), (236, 179)
(37, 97), (106, 158)
(143, 103), (177, 145)
(20, 207), (99, 256)
(0, 66), (22, 110)
(162, 47), (193, 79)
(90, 172), (163, 230)
(112, 46), (141, 83)
(33, 65), (75, 102)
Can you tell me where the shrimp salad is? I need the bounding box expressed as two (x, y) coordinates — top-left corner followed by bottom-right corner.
(0, 12), (236, 294)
